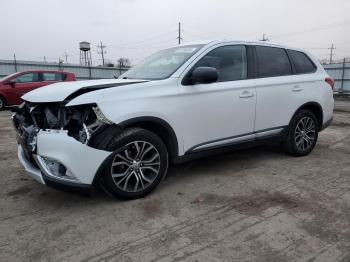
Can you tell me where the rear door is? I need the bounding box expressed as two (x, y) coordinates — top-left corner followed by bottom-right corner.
(254, 46), (303, 134)
(41, 72), (67, 85)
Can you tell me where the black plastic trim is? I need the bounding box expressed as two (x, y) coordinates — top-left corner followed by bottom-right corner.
(285, 49), (296, 74)
(247, 45), (257, 79)
(174, 135), (283, 164)
(321, 117), (332, 131)
(42, 173), (92, 195)
(185, 126), (287, 154)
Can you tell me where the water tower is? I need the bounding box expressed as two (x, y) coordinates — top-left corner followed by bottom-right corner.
(79, 41), (92, 66)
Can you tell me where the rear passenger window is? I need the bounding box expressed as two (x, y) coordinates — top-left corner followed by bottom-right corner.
(43, 73), (66, 81)
(256, 46), (292, 78)
(288, 50), (316, 74)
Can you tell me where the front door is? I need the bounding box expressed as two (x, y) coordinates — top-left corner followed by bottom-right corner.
(9, 72), (42, 104)
(179, 45), (256, 153)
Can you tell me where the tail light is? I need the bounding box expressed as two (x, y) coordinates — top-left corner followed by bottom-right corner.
(325, 77), (334, 90)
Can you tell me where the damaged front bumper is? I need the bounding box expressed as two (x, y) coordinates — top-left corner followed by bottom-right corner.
(12, 102), (116, 192)
(16, 129), (112, 191)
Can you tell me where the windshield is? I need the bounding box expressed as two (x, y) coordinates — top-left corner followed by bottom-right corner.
(121, 45), (204, 80)
(0, 72), (19, 82)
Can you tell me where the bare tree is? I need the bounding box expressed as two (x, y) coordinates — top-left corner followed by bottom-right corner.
(117, 58), (131, 76)
(117, 58), (131, 68)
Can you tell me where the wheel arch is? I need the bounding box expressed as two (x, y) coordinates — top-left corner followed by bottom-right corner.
(290, 102), (323, 131)
(0, 93), (7, 105)
(119, 116), (179, 162)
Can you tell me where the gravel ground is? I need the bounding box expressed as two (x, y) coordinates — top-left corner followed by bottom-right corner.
(0, 99), (349, 262)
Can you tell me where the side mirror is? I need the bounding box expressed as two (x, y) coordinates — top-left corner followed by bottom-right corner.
(191, 67), (218, 85)
(5, 79), (16, 87)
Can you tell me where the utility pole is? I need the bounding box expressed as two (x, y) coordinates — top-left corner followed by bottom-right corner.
(177, 22), (183, 45)
(97, 41), (106, 66)
(13, 53), (18, 72)
(58, 57), (64, 71)
(259, 33), (269, 41)
(64, 52), (69, 63)
(118, 59), (123, 76)
(341, 57), (346, 92)
(328, 44), (336, 64)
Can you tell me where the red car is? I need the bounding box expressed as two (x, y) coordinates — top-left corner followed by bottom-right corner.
(0, 70), (76, 109)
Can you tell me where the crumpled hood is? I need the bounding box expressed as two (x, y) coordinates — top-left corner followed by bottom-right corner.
(22, 79), (148, 103)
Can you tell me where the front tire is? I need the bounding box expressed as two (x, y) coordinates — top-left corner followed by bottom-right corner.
(283, 109), (319, 156)
(0, 96), (5, 110)
(102, 128), (168, 200)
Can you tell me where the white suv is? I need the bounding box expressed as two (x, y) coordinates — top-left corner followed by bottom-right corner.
(12, 40), (334, 199)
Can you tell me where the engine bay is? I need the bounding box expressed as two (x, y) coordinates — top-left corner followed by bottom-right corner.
(12, 102), (111, 148)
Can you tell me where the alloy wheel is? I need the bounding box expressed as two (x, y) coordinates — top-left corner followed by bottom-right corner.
(294, 116), (316, 151)
(110, 141), (161, 192)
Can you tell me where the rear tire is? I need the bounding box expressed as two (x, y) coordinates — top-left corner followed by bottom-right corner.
(0, 96), (5, 110)
(102, 128), (168, 200)
(283, 109), (319, 156)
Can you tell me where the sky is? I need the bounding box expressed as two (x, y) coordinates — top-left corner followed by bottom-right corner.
(0, 0), (349, 66)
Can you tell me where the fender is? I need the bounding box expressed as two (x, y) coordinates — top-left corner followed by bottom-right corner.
(118, 116), (179, 159)
(288, 101), (323, 131)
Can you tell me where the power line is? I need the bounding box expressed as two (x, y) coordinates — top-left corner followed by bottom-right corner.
(182, 30), (208, 41)
(109, 30), (177, 48)
(271, 20), (350, 39)
(108, 37), (176, 50)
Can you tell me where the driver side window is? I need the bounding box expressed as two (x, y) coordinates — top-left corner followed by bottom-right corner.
(193, 45), (247, 82)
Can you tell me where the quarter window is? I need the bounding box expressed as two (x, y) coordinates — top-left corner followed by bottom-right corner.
(256, 46), (292, 77)
(193, 45), (247, 82)
(288, 50), (316, 74)
(15, 73), (39, 83)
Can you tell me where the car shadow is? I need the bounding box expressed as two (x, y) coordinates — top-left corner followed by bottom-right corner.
(13, 144), (285, 209)
(165, 144), (283, 182)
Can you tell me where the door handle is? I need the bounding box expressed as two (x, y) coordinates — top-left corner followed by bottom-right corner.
(239, 90), (254, 98)
(292, 85), (303, 92)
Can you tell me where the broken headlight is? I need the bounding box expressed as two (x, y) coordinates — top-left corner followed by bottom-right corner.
(65, 105), (113, 144)
(92, 106), (113, 125)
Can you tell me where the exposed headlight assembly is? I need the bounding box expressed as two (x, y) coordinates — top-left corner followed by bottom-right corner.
(64, 105), (114, 145)
(92, 106), (113, 125)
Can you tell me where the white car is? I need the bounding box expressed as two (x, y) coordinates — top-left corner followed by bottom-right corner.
(12, 40), (334, 199)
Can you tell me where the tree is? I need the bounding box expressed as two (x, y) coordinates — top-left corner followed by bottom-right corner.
(117, 58), (131, 68)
